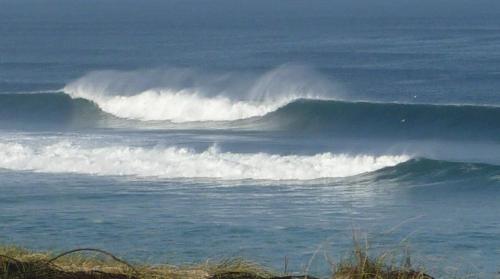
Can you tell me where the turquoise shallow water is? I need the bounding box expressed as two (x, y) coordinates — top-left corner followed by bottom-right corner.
(1, 1), (500, 277)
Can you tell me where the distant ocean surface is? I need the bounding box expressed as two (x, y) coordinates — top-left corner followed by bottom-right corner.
(1, 1), (499, 277)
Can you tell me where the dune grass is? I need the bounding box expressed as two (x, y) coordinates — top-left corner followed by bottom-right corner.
(0, 244), (435, 279)
(332, 248), (432, 279)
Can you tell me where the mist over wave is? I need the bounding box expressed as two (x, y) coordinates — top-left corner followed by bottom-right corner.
(63, 65), (339, 122)
(0, 141), (408, 180)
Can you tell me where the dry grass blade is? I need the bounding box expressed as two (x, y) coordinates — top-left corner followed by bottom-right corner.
(0, 245), (442, 279)
(333, 247), (434, 279)
(47, 248), (138, 274)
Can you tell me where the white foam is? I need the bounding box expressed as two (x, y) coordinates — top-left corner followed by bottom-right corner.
(65, 89), (296, 122)
(63, 65), (340, 122)
(0, 141), (409, 180)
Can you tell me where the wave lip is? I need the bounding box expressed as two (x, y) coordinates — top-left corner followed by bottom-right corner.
(0, 141), (410, 180)
(65, 88), (296, 122)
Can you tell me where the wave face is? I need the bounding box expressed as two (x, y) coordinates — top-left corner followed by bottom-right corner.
(259, 99), (500, 140)
(372, 157), (500, 183)
(0, 92), (113, 129)
(0, 141), (409, 180)
(63, 66), (337, 122)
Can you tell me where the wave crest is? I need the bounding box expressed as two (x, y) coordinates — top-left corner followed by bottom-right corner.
(63, 65), (339, 122)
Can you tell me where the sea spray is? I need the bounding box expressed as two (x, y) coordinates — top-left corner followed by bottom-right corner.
(63, 65), (340, 122)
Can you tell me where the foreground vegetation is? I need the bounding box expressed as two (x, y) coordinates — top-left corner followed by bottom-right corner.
(0, 245), (434, 279)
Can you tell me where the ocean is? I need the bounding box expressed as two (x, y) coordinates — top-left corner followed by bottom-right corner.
(0, 0), (499, 277)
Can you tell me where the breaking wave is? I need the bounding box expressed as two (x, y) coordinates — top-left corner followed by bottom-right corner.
(2, 93), (500, 141)
(2, 65), (500, 140)
(2, 93), (500, 140)
(0, 141), (409, 180)
(63, 65), (337, 122)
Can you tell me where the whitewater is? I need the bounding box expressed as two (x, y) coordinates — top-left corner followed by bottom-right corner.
(63, 66), (336, 122)
(0, 140), (409, 180)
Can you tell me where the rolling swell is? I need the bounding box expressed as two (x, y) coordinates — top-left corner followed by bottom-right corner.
(259, 99), (500, 140)
(0, 93), (122, 129)
(372, 158), (500, 182)
(367, 158), (500, 193)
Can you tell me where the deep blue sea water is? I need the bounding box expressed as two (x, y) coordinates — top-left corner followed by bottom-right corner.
(1, 1), (499, 277)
